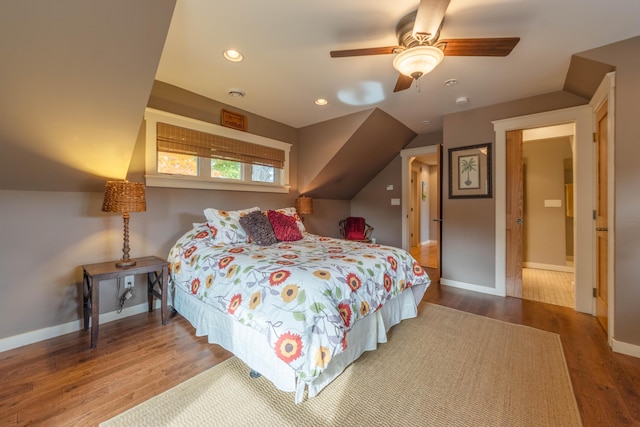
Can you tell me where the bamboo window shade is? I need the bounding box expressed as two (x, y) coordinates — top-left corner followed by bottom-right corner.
(157, 122), (285, 169)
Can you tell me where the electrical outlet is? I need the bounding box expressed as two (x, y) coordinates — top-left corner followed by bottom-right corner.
(124, 275), (134, 289)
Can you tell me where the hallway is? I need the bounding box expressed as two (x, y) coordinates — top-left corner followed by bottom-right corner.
(410, 241), (437, 269)
(523, 268), (574, 308)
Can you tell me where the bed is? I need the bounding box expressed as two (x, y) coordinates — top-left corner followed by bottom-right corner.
(166, 206), (430, 403)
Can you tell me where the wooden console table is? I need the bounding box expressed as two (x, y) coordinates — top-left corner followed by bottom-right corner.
(82, 256), (169, 348)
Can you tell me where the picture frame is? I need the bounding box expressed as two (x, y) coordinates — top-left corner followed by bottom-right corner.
(448, 143), (492, 199)
(221, 109), (247, 131)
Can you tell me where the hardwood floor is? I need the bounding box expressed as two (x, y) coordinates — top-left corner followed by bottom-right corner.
(411, 241), (577, 309)
(1, 287), (639, 426)
(410, 241), (437, 268)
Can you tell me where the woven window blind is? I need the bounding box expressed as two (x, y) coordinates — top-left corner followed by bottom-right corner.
(157, 122), (285, 169)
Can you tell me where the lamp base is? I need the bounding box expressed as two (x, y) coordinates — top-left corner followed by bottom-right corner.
(116, 259), (136, 268)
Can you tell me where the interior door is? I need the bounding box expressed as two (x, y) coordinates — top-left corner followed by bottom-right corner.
(410, 170), (419, 247)
(434, 145), (442, 283)
(595, 100), (609, 332)
(505, 130), (524, 298)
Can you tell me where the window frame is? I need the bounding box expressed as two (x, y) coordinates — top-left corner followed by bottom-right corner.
(144, 108), (291, 193)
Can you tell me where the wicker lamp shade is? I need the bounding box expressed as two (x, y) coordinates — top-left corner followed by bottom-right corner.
(102, 180), (146, 268)
(102, 180), (146, 213)
(295, 195), (313, 216)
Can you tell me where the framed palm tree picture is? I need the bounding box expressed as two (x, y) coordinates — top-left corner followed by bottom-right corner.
(448, 143), (492, 199)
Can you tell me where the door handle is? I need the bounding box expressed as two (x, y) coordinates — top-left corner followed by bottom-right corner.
(515, 218), (524, 225)
(596, 227), (608, 232)
(432, 218), (442, 222)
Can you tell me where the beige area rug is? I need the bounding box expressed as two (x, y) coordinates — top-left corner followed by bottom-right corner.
(101, 304), (581, 427)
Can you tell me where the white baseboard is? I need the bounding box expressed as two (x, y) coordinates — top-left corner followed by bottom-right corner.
(523, 262), (574, 273)
(440, 278), (506, 297)
(0, 300), (162, 353)
(612, 338), (640, 359)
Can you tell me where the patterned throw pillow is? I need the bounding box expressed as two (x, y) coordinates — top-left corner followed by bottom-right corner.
(272, 207), (306, 234)
(267, 210), (303, 241)
(239, 211), (278, 246)
(203, 206), (260, 244)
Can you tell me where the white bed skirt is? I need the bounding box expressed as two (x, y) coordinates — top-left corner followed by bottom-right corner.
(171, 283), (428, 403)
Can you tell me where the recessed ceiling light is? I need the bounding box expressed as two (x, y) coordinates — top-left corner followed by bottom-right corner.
(455, 96), (469, 105)
(314, 98), (328, 106)
(444, 78), (458, 87)
(223, 49), (243, 62)
(228, 89), (245, 97)
(422, 120), (431, 125)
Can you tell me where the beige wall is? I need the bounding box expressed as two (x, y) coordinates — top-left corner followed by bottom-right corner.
(440, 91), (586, 288)
(0, 187), (299, 341)
(351, 156), (404, 247)
(523, 137), (573, 267)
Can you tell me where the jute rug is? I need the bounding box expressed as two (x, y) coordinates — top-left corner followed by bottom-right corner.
(101, 303), (582, 426)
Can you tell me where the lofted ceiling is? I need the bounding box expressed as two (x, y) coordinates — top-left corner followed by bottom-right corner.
(1, 0), (639, 193)
(157, 0), (640, 133)
(0, 0), (176, 191)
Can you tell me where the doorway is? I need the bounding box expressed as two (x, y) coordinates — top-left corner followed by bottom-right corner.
(519, 126), (576, 308)
(401, 145), (441, 281)
(494, 105), (594, 314)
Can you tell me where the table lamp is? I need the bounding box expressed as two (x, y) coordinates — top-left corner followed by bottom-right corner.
(102, 180), (146, 268)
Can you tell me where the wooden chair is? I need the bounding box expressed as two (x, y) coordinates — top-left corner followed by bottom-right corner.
(339, 217), (374, 243)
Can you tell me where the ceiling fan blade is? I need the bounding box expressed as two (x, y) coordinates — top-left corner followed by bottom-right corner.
(413, 0), (451, 43)
(436, 38), (520, 56)
(330, 46), (402, 58)
(393, 74), (414, 92)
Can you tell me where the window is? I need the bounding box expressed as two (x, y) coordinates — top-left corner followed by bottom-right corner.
(144, 108), (290, 193)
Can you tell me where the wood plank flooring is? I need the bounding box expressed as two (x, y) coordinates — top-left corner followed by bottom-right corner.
(411, 242), (576, 308)
(1, 287), (639, 426)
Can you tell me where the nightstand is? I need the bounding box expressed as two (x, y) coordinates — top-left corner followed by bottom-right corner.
(82, 256), (169, 348)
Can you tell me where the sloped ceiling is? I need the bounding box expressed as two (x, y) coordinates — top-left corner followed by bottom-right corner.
(563, 55), (616, 100)
(0, 0), (175, 191)
(301, 108), (416, 200)
(0, 1), (621, 199)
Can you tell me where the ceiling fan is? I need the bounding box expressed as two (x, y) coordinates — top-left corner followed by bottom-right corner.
(330, 0), (520, 92)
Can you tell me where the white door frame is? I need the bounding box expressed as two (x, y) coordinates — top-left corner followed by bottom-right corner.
(401, 145), (438, 251)
(493, 105), (593, 313)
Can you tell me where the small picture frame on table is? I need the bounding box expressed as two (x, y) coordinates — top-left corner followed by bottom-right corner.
(448, 143), (492, 199)
(221, 109), (247, 131)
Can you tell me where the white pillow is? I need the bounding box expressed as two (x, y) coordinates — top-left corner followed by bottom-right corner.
(203, 206), (260, 244)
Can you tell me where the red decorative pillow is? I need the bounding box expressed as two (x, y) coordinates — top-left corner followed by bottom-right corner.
(267, 210), (303, 241)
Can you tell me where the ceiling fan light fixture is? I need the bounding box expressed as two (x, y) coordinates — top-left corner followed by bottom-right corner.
(392, 46), (444, 80)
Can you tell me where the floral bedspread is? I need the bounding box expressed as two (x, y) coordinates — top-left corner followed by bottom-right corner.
(167, 223), (430, 385)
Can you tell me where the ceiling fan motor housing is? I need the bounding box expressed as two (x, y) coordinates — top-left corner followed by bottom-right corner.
(395, 11), (442, 49)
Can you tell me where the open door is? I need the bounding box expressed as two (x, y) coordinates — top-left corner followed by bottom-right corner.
(505, 130), (524, 298)
(410, 170), (420, 247)
(433, 145), (442, 284)
(595, 99), (609, 332)
(401, 145), (441, 284)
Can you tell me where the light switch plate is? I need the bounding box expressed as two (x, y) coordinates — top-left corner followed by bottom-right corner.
(391, 198), (400, 206)
(386, 185), (394, 191)
(544, 199), (562, 208)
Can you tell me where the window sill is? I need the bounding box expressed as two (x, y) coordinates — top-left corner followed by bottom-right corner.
(145, 174), (290, 193)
